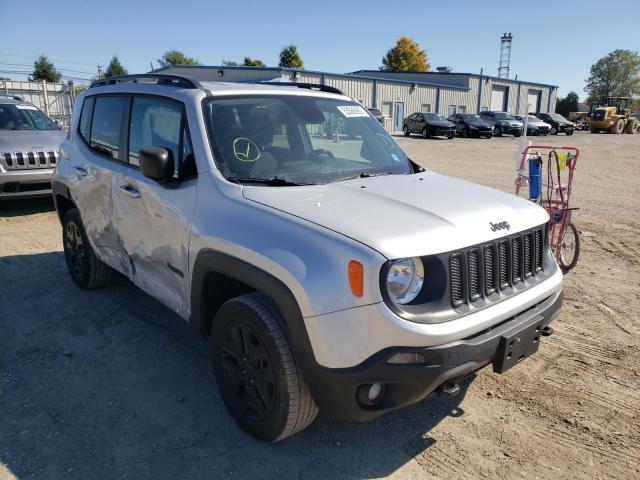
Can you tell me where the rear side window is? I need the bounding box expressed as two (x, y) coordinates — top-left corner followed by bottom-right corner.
(78, 97), (95, 142)
(90, 96), (127, 159)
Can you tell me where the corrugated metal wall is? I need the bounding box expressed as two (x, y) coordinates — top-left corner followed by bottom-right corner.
(1, 80), (74, 127)
(482, 78), (555, 114)
(325, 75), (373, 107)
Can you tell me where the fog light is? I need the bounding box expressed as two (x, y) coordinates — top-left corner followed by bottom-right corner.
(387, 352), (426, 364)
(357, 382), (386, 406)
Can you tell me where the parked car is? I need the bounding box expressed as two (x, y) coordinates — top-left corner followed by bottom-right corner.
(0, 95), (65, 200)
(479, 111), (524, 137)
(403, 112), (456, 139)
(533, 113), (574, 135)
(368, 108), (384, 124)
(447, 113), (494, 138)
(53, 74), (563, 442)
(514, 115), (551, 135)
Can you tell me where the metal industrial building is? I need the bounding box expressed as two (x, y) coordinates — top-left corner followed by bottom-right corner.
(157, 65), (557, 133)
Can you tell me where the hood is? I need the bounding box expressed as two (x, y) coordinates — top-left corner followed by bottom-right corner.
(243, 172), (549, 259)
(427, 120), (455, 127)
(468, 120), (491, 128)
(0, 129), (66, 152)
(529, 120), (550, 128)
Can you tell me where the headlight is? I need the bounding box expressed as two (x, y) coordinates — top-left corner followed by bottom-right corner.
(386, 257), (424, 304)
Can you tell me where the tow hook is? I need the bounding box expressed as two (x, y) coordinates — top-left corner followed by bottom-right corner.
(541, 325), (554, 337)
(440, 381), (461, 398)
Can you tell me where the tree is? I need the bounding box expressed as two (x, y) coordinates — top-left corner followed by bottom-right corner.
(555, 91), (579, 116)
(104, 55), (128, 78)
(243, 57), (265, 67)
(381, 36), (430, 72)
(157, 49), (200, 68)
(585, 49), (640, 101)
(221, 60), (239, 67)
(278, 45), (304, 69)
(30, 55), (61, 83)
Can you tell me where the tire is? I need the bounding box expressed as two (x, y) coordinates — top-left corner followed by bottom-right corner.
(402, 125), (409, 137)
(625, 120), (638, 134)
(461, 127), (469, 138)
(422, 127), (429, 139)
(447, 134), (455, 140)
(559, 223), (580, 273)
(610, 119), (624, 134)
(62, 208), (113, 289)
(566, 130), (574, 136)
(550, 127), (558, 135)
(494, 126), (502, 137)
(211, 293), (318, 442)
(514, 131), (522, 137)
(589, 127), (598, 133)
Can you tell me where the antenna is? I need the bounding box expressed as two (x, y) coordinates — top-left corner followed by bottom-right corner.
(498, 33), (513, 79)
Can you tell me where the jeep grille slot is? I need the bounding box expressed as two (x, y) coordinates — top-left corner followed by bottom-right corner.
(450, 254), (465, 307)
(1, 150), (58, 170)
(448, 227), (545, 309)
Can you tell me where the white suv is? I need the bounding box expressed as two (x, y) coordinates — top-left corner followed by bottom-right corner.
(52, 74), (563, 441)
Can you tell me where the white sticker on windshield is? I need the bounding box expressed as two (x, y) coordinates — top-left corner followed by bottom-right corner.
(15, 105), (37, 110)
(337, 105), (369, 118)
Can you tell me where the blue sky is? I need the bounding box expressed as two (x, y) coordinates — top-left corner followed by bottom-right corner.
(1, 0), (638, 100)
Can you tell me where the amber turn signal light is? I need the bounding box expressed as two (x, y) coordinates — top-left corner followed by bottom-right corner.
(348, 260), (364, 297)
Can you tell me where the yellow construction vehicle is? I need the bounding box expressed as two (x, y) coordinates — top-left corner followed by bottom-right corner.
(587, 97), (639, 134)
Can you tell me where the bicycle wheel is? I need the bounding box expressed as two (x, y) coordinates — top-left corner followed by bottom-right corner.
(559, 222), (580, 272)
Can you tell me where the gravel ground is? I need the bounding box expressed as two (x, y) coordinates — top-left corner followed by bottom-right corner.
(1, 131), (638, 479)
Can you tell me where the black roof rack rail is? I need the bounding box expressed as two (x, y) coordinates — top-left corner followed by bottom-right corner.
(260, 81), (343, 95)
(90, 74), (202, 89)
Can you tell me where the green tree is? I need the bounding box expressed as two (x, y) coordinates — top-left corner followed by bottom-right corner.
(221, 59), (239, 67)
(243, 57), (265, 67)
(555, 91), (580, 116)
(104, 55), (128, 78)
(157, 49), (200, 68)
(585, 49), (640, 101)
(278, 45), (304, 69)
(381, 36), (430, 72)
(30, 55), (62, 83)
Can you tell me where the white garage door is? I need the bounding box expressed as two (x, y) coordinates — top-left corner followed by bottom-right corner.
(527, 90), (541, 113)
(491, 86), (508, 111)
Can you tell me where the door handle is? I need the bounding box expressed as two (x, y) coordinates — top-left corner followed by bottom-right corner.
(119, 184), (140, 198)
(73, 166), (88, 177)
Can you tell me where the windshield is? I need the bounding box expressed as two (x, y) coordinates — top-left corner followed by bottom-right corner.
(550, 113), (569, 122)
(203, 95), (412, 185)
(424, 113), (445, 121)
(493, 112), (515, 120)
(461, 114), (481, 120)
(0, 103), (58, 130)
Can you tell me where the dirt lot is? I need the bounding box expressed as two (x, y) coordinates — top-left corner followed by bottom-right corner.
(1, 131), (638, 479)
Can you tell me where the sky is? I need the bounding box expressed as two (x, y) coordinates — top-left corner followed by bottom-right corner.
(1, 0), (639, 100)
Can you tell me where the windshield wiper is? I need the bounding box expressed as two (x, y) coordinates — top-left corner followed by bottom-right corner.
(227, 176), (313, 186)
(339, 171), (395, 181)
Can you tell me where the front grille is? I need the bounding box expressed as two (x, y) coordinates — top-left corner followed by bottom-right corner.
(594, 110), (606, 121)
(1, 150), (58, 170)
(449, 227), (546, 308)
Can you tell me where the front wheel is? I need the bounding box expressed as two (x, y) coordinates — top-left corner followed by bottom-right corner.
(565, 130), (574, 136)
(550, 127), (558, 135)
(514, 131), (522, 137)
(461, 127), (469, 138)
(494, 126), (502, 137)
(422, 127), (430, 139)
(402, 125), (409, 136)
(559, 222), (580, 273)
(62, 208), (113, 289)
(211, 293), (318, 441)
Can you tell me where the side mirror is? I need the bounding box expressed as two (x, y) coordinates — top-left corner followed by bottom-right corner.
(139, 146), (174, 183)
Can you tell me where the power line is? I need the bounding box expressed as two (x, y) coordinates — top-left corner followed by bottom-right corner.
(0, 51), (97, 67)
(0, 62), (94, 75)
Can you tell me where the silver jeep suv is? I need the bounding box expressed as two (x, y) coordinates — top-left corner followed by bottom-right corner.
(0, 95), (65, 199)
(53, 74), (563, 441)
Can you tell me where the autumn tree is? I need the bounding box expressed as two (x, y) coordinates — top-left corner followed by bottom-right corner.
(30, 55), (62, 83)
(158, 49), (200, 68)
(278, 45), (304, 69)
(585, 49), (640, 101)
(381, 36), (430, 72)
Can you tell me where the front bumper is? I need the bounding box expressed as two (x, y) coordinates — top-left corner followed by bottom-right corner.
(308, 289), (562, 421)
(430, 127), (456, 137)
(0, 168), (53, 199)
(501, 125), (524, 135)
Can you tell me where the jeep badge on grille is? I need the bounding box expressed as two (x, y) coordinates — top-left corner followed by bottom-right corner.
(490, 221), (510, 232)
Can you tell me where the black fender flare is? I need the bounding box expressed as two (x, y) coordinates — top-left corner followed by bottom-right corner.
(51, 180), (74, 222)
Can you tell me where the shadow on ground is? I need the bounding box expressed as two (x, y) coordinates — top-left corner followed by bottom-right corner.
(0, 252), (471, 479)
(0, 197), (55, 217)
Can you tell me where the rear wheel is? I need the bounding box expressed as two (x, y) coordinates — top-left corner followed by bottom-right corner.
(514, 131), (522, 137)
(402, 125), (409, 136)
(211, 293), (318, 441)
(559, 223), (580, 273)
(566, 130), (574, 136)
(62, 208), (113, 289)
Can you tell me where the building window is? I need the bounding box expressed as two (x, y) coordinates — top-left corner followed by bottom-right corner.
(448, 105), (456, 116)
(457, 105), (467, 113)
(381, 102), (392, 119)
(421, 103), (432, 112)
